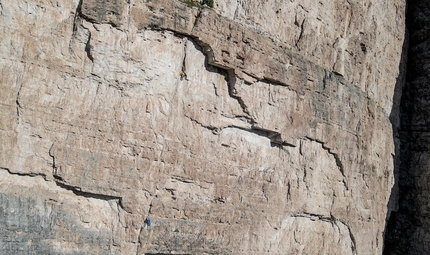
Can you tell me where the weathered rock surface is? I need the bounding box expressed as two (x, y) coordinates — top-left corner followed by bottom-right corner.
(0, 0), (406, 254)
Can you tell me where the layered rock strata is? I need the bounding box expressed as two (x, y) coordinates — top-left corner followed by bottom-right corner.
(0, 0), (405, 254)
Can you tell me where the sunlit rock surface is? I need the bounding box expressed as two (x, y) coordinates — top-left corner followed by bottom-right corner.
(0, 0), (406, 254)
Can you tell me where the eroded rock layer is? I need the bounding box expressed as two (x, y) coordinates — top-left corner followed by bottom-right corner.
(0, 0), (405, 254)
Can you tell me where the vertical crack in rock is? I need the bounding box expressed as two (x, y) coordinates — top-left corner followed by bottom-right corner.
(344, 0), (353, 36)
(49, 143), (60, 180)
(233, 2), (239, 20)
(226, 70), (252, 120)
(125, 0), (132, 29)
(15, 85), (22, 122)
(292, 213), (357, 255)
(295, 18), (306, 50)
(322, 70), (331, 92)
(73, 0), (84, 34)
(114, 197), (125, 229)
(69, 0), (83, 54)
(212, 81), (219, 96)
(136, 224), (146, 255)
(15, 64), (25, 122)
(305, 137), (349, 189)
(69, 0), (94, 61)
(192, 8), (203, 33)
(85, 31), (94, 62)
(343, 221), (358, 255)
(302, 166), (310, 192)
(181, 38), (188, 78)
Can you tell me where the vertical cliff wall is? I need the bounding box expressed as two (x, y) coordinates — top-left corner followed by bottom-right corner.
(384, 0), (430, 254)
(0, 0), (406, 254)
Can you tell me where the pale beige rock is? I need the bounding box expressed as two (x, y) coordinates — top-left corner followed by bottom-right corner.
(0, 0), (406, 254)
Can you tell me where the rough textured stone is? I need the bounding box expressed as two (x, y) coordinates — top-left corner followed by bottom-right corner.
(0, 0), (406, 254)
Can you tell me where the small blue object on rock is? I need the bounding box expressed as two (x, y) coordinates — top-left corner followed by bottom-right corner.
(147, 217), (152, 227)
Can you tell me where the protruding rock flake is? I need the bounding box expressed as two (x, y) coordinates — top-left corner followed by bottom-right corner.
(0, 0), (408, 254)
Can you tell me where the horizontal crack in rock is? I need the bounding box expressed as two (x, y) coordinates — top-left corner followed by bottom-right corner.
(1, 167), (48, 180)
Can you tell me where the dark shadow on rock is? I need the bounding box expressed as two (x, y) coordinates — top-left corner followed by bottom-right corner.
(384, 0), (430, 254)
(383, 2), (409, 254)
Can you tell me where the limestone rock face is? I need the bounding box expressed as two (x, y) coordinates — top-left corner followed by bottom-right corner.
(0, 0), (405, 254)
